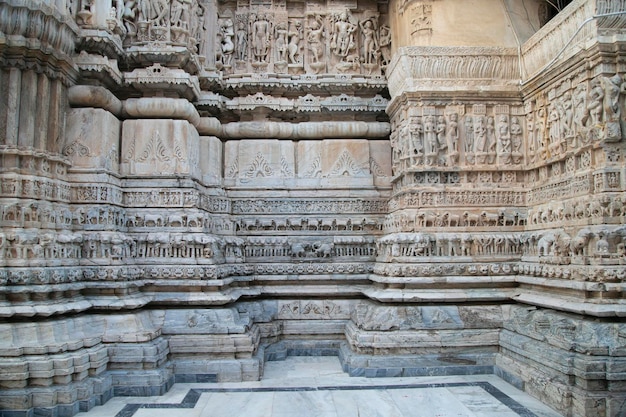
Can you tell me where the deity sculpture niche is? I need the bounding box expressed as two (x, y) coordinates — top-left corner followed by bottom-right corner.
(274, 22), (289, 72)
(306, 13), (326, 74)
(464, 115), (474, 164)
(137, 0), (170, 42)
(330, 10), (359, 72)
(423, 115), (438, 166)
(602, 74), (622, 142)
(170, 0), (191, 43)
(359, 16), (379, 72)
(234, 13), (249, 70)
(496, 114), (512, 165)
(250, 12), (273, 67)
(121, 0), (139, 43)
(217, 17), (235, 69)
(473, 115), (488, 164)
(409, 116), (424, 168)
(547, 101), (563, 157)
(446, 113), (459, 166)
(287, 20), (303, 68)
(510, 116), (523, 164)
(379, 24), (391, 72)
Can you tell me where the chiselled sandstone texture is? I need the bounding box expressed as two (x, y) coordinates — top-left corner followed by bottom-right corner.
(0, 0), (625, 416)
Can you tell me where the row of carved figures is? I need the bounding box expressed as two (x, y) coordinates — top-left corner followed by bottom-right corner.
(525, 74), (626, 163)
(74, 0), (207, 51)
(216, 9), (390, 75)
(0, 203), (233, 231)
(378, 228), (626, 261)
(385, 197), (626, 233)
(392, 74), (626, 172)
(392, 113), (524, 171)
(528, 196), (626, 226)
(384, 210), (527, 232)
(2, 228), (624, 263)
(236, 217), (382, 232)
(4, 198), (624, 235)
(70, 1), (391, 75)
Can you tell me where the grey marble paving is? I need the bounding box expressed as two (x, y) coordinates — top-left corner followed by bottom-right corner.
(75, 357), (564, 417)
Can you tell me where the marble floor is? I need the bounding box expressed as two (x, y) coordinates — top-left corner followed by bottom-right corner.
(76, 357), (564, 417)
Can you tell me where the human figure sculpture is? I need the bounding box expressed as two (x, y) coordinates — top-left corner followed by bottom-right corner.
(473, 115), (487, 153)
(275, 23), (288, 63)
(496, 114), (511, 163)
(359, 18), (378, 64)
(446, 113), (459, 154)
(464, 115), (474, 164)
(287, 21), (302, 64)
(561, 91), (574, 140)
(331, 11), (357, 58)
(235, 21), (247, 61)
(436, 115), (447, 151)
(602, 74), (622, 140)
(510, 116), (523, 157)
(409, 117), (423, 166)
(423, 115), (437, 165)
(307, 14), (325, 64)
(220, 18), (235, 66)
(149, 0), (169, 27)
(379, 24), (391, 67)
(486, 116), (496, 154)
(587, 78), (604, 127)
(251, 13), (271, 63)
(170, 0), (190, 29)
(122, 0), (137, 34)
(547, 103), (561, 155)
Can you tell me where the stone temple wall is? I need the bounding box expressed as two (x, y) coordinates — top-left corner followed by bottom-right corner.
(0, 0), (625, 416)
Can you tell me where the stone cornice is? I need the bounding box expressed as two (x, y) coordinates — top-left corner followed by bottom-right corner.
(386, 46), (522, 99)
(0, 1), (79, 84)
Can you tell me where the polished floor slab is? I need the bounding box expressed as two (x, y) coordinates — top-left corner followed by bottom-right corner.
(76, 357), (563, 417)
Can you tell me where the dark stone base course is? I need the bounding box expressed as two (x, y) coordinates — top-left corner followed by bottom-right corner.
(264, 340), (497, 378)
(263, 339), (343, 362)
(495, 365), (525, 391)
(112, 381), (540, 417)
(112, 377), (174, 397)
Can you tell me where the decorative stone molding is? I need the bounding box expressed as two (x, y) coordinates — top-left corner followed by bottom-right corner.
(387, 46), (521, 98)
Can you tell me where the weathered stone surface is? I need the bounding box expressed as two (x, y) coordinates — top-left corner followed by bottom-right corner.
(1, 0), (626, 416)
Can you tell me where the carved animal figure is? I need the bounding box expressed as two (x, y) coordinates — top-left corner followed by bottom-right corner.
(538, 231), (570, 257)
(312, 242), (334, 257)
(481, 211), (500, 226)
(463, 211), (481, 227)
(167, 214), (184, 227)
(571, 228), (593, 256)
(290, 242), (307, 257)
(144, 214), (163, 227)
(186, 214), (204, 228)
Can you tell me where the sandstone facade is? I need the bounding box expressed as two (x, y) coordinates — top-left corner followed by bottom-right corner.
(0, 0), (625, 416)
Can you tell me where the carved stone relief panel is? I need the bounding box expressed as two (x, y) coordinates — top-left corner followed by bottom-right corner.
(120, 120), (200, 178)
(524, 73), (626, 171)
(296, 139), (373, 187)
(224, 139), (296, 185)
(218, 0), (390, 76)
(81, 0), (210, 54)
(64, 108), (121, 173)
(390, 103), (525, 175)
